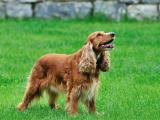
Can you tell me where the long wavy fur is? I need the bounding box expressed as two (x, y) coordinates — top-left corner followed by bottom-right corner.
(97, 51), (110, 72)
(78, 42), (96, 73)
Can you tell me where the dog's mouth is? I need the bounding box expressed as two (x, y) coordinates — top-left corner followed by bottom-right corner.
(99, 39), (114, 49)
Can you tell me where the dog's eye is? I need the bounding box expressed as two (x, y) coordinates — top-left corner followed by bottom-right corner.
(97, 33), (102, 37)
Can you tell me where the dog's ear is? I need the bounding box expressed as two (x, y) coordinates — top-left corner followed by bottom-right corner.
(97, 51), (110, 72)
(78, 41), (96, 73)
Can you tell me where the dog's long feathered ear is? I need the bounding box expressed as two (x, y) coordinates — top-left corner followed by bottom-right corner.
(97, 51), (110, 72)
(78, 42), (96, 73)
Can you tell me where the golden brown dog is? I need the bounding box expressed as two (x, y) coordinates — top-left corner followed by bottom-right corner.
(17, 31), (115, 115)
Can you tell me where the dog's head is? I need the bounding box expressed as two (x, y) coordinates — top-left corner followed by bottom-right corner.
(87, 31), (115, 52)
(79, 31), (115, 73)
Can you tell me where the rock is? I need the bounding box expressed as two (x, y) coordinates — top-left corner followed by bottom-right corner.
(3, 0), (15, 2)
(35, 2), (76, 19)
(119, 0), (140, 4)
(53, 0), (92, 1)
(0, 2), (5, 18)
(3, 0), (42, 2)
(3, 0), (16, 2)
(75, 2), (92, 18)
(94, 1), (126, 21)
(142, 0), (160, 4)
(158, 4), (160, 20)
(127, 4), (158, 20)
(6, 2), (32, 18)
(35, 2), (92, 19)
(18, 0), (42, 3)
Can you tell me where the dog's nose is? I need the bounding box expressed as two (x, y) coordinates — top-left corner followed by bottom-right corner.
(109, 32), (116, 37)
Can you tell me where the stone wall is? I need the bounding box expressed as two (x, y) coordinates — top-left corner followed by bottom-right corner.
(0, 0), (160, 20)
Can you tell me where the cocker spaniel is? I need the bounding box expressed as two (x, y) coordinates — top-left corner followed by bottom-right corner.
(17, 31), (115, 115)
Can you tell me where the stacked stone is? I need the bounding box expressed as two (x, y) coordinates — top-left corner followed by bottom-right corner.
(0, 0), (160, 20)
(0, 0), (38, 18)
(35, 2), (92, 19)
(0, 0), (92, 19)
(0, 2), (5, 18)
(94, 1), (127, 21)
(120, 0), (159, 20)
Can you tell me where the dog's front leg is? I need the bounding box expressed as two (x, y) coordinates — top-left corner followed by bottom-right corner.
(85, 97), (96, 113)
(69, 87), (80, 115)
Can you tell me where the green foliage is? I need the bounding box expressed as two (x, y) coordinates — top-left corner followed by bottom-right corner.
(0, 19), (160, 120)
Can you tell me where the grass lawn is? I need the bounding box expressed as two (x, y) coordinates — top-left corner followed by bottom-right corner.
(0, 19), (160, 120)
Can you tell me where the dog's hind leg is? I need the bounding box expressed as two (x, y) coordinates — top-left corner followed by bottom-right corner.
(17, 63), (45, 111)
(16, 80), (42, 111)
(47, 89), (59, 109)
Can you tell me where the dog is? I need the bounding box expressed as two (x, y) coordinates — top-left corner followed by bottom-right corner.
(17, 31), (115, 115)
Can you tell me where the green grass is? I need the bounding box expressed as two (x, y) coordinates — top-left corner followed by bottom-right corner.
(0, 19), (160, 120)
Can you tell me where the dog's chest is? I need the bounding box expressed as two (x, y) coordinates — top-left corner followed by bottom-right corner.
(82, 79), (98, 101)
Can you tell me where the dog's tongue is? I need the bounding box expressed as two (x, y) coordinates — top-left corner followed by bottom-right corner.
(101, 44), (114, 48)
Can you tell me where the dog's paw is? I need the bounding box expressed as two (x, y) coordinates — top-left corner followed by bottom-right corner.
(69, 111), (78, 116)
(16, 103), (26, 111)
(54, 104), (60, 109)
(50, 103), (60, 109)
